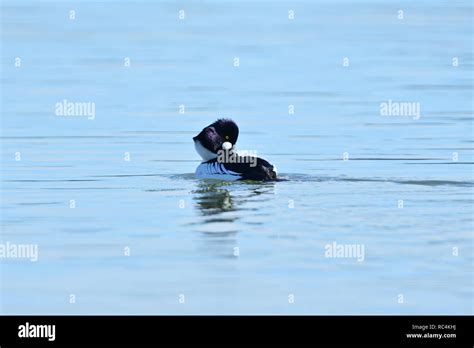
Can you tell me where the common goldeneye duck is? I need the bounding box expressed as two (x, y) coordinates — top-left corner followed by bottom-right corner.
(193, 119), (277, 181)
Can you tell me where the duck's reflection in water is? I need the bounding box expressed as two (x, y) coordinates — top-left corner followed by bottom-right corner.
(194, 182), (235, 217)
(191, 180), (274, 258)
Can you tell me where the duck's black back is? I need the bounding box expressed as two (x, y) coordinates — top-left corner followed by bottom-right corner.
(213, 155), (277, 181)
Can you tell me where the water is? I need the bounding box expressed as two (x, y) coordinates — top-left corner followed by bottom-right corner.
(1, 0), (473, 314)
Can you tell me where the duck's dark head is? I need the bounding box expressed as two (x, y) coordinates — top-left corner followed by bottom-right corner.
(193, 119), (239, 160)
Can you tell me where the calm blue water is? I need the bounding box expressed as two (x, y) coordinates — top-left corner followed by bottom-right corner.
(1, 0), (472, 314)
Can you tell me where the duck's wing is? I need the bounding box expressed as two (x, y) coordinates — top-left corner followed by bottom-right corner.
(222, 156), (277, 181)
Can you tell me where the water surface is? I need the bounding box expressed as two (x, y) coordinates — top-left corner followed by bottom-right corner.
(1, 0), (473, 314)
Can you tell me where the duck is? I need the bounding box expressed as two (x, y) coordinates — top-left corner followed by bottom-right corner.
(193, 119), (277, 181)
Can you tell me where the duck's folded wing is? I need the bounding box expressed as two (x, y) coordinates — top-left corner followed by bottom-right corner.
(223, 156), (277, 181)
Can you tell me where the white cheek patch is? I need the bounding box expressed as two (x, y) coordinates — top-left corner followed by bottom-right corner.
(194, 140), (217, 161)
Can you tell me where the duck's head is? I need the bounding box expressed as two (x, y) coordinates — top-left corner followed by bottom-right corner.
(193, 119), (239, 160)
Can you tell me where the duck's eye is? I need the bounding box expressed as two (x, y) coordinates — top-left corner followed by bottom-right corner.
(225, 135), (229, 140)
